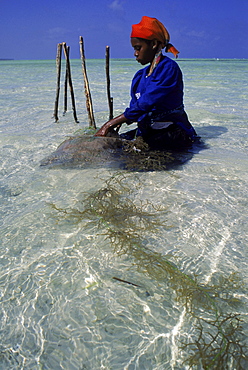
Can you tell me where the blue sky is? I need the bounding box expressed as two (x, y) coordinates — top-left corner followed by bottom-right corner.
(1, 0), (248, 60)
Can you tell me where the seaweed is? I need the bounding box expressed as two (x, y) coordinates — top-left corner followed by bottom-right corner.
(120, 136), (176, 171)
(181, 314), (247, 369)
(41, 132), (196, 171)
(50, 173), (248, 369)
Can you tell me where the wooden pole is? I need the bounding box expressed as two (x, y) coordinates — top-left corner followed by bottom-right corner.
(106, 45), (113, 120)
(79, 36), (96, 129)
(62, 42), (79, 123)
(54, 43), (62, 122)
(63, 45), (69, 115)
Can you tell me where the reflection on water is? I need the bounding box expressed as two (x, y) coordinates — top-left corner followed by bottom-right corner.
(1, 59), (248, 369)
(50, 173), (248, 369)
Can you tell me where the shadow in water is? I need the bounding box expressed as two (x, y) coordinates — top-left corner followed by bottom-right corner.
(40, 125), (226, 171)
(196, 125), (228, 139)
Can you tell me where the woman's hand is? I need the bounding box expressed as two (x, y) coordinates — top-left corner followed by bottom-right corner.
(94, 123), (110, 137)
(94, 114), (128, 137)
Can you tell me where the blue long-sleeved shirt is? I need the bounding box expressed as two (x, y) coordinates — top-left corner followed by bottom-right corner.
(124, 56), (184, 123)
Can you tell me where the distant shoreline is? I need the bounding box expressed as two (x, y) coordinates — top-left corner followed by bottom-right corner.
(0, 58), (247, 62)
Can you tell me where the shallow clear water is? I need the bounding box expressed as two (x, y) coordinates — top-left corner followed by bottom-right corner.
(0, 58), (248, 369)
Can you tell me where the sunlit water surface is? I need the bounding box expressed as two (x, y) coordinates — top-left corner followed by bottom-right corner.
(0, 59), (247, 369)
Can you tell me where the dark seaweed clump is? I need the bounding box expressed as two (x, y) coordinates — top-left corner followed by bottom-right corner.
(120, 136), (195, 171)
(41, 133), (196, 171)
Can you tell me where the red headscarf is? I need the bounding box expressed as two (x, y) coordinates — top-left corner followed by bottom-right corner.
(131, 16), (179, 58)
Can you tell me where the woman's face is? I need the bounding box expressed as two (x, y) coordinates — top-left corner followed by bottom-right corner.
(131, 38), (157, 65)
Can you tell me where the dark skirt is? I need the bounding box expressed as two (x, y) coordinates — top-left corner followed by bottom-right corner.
(143, 123), (196, 150)
(120, 111), (197, 151)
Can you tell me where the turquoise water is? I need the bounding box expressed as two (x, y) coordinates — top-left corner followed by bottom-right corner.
(0, 59), (248, 369)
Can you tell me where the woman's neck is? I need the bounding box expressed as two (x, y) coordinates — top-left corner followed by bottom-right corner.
(147, 48), (163, 76)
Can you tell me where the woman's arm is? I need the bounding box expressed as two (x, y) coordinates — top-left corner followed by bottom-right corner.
(94, 113), (129, 137)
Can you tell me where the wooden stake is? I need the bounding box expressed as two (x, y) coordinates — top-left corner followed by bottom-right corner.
(79, 36), (96, 129)
(62, 42), (79, 123)
(63, 45), (69, 115)
(54, 43), (62, 122)
(106, 46), (113, 120)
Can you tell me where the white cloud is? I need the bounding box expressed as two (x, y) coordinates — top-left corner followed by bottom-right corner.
(186, 30), (207, 39)
(46, 27), (70, 40)
(109, 0), (124, 12)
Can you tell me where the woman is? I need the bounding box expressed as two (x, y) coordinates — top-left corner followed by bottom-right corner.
(95, 16), (197, 151)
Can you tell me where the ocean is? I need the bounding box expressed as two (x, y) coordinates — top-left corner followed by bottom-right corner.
(0, 58), (247, 369)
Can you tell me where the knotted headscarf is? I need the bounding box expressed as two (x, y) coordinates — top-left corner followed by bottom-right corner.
(131, 16), (179, 58)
